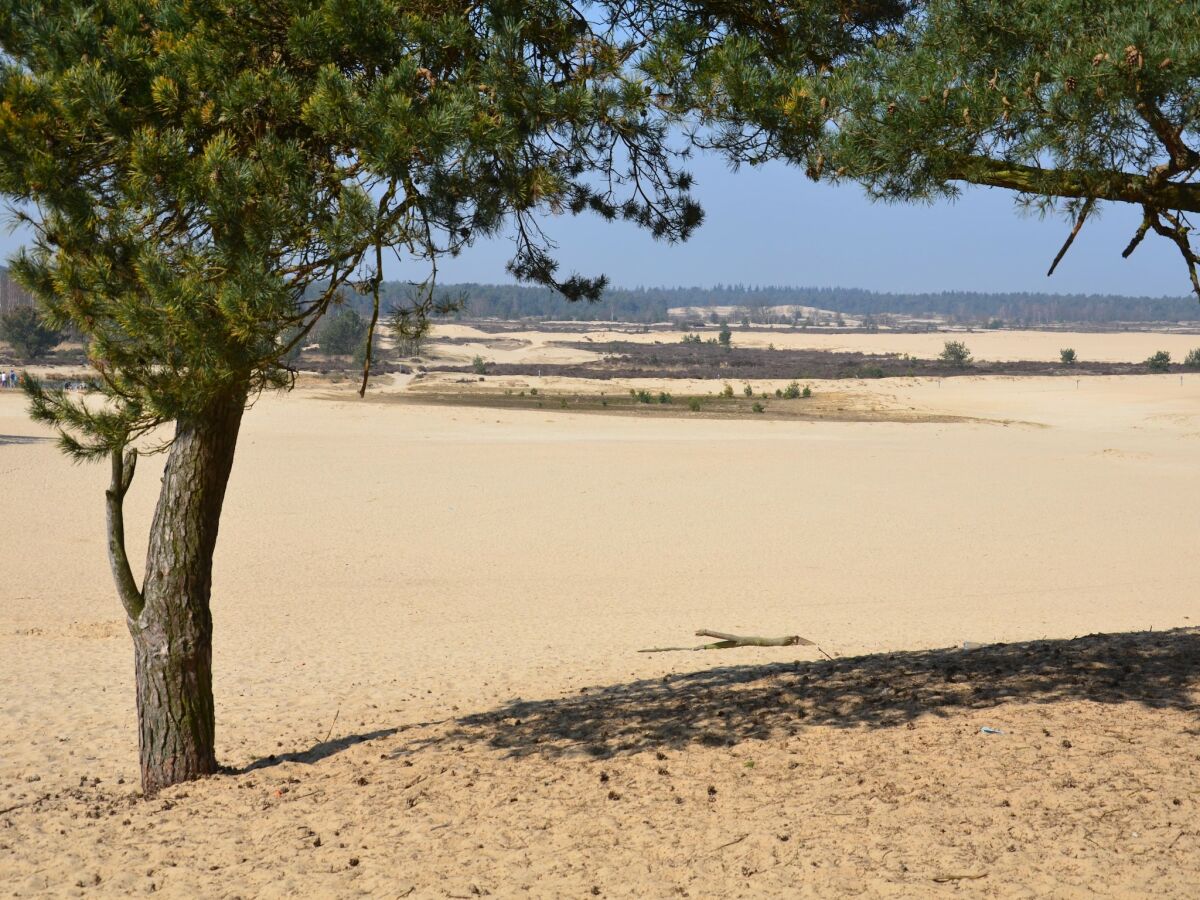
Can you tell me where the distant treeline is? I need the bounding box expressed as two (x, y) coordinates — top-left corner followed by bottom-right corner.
(339, 282), (1200, 325)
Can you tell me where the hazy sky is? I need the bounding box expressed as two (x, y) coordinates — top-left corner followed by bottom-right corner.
(0, 151), (1190, 298)
(428, 152), (1188, 298)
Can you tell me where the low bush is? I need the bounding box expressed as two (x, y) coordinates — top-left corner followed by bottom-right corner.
(939, 340), (972, 367)
(1146, 350), (1172, 372)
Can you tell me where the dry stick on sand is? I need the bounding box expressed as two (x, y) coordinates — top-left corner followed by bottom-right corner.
(639, 630), (815, 653)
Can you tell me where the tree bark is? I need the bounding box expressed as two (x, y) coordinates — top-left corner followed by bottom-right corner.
(126, 388), (246, 795)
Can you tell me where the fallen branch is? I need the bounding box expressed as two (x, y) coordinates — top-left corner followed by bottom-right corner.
(639, 630), (814, 653)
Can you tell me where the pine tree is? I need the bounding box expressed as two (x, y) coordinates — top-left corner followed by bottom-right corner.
(0, 0), (698, 794)
(648, 0), (1200, 295)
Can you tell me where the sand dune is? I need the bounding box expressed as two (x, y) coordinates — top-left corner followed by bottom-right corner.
(2, 366), (1200, 896)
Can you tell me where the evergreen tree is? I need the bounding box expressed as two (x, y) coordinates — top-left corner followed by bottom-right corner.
(315, 308), (369, 357)
(647, 0), (1200, 296)
(0, 305), (62, 359)
(0, 0), (698, 794)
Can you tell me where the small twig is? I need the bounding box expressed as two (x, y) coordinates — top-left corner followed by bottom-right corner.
(815, 645), (835, 661)
(287, 789), (325, 802)
(711, 833), (748, 852)
(322, 708), (340, 744)
(1047, 198), (1095, 276)
(0, 801), (35, 816)
(932, 873), (987, 883)
(1170, 830), (1187, 848)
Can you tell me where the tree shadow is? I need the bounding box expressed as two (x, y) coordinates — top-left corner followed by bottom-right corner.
(429, 628), (1200, 760)
(240, 727), (400, 772)
(0, 434), (49, 446)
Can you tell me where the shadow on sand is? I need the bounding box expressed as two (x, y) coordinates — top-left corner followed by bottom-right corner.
(0, 434), (49, 446)
(428, 628), (1200, 760)
(240, 728), (400, 772)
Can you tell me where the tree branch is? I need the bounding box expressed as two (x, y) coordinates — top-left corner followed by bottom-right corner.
(105, 446), (144, 621)
(946, 157), (1200, 213)
(1047, 197), (1094, 277)
(638, 629), (813, 652)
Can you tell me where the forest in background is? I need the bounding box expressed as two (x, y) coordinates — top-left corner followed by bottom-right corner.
(345, 282), (1200, 326)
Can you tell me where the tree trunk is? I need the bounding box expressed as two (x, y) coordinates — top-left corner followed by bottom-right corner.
(127, 389), (246, 795)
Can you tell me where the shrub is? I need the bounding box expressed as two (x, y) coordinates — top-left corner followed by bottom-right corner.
(783, 381), (802, 399)
(742, 383), (753, 397)
(939, 340), (972, 367)
(1184, 348), (1200, 368)
(1060, 348), (1077, 365)
(658, 391), (672, 404)
(774, 388), (783, 398)
(635, 389), (653, 403)
(0, 306), (64, 360)
(802, 385), (812, 398)
(681, 333), (702, 344)
(471, 355), (488, 375)
(718, 323), (732, 348)
(721, 382), (734, 398)
(752, 402), (765, 413)
(688, 397), (702, 412)
(529, 387), (538, 396)
(315, 307), (368, 355)
(1146, 350), (1172, 372)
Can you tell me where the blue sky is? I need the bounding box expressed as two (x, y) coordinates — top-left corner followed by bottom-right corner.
(1, 151), (1190, 298)
(430, 152), (1189, 298)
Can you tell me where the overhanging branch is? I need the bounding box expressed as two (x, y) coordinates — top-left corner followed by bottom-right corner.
(946, 157), (1200, 213)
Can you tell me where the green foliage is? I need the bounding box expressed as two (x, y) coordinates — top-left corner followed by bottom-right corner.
(688, 397), (702, 411)
(398, 283), (1200, 327)
(0, 305), (62, 359)
(802, 385), (812, 398)
(1060, 348), (1077, 365)
(1146, 350), (1172, 372)
(939, 341), (972, 367)
(658, 391), (672, 404)
(782, 381), (802, 399)
(1, 0), (701, 459)
(634, 389), (654, 403)
(721, 382), (734, 398)
(681, 333), (702, 344)
(1185, 349), (1200, 368)
(471, 356), (488, 376)
(718, 323), (732, 348)
(651, 0), (1200, 297)
(742, 383), (753, 397)
(316, 309), (368, 357)
(752, 401), (765, 413)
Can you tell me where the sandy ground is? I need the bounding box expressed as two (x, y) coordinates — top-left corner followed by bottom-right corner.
(3, 360), (1200, 897)
(429, 323), (1200, 365)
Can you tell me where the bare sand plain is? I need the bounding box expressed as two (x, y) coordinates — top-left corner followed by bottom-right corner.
(3, 334), (1200, 897)
(428, 323), (1200, 365)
